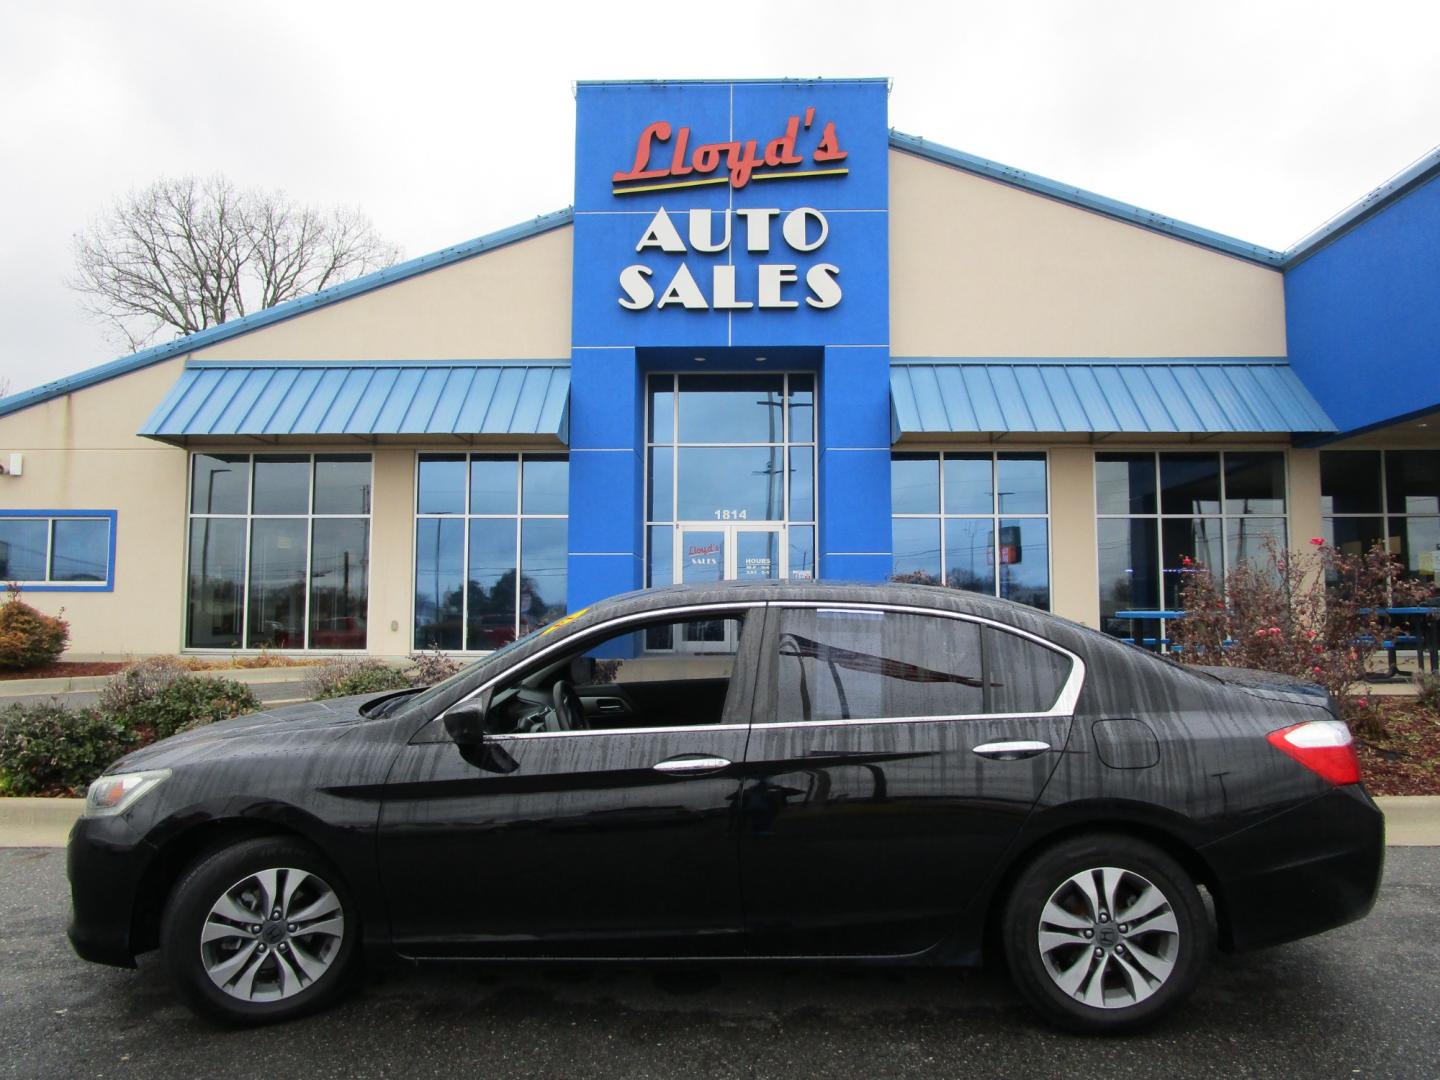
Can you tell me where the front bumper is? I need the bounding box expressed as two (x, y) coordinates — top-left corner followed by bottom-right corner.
(66, 813), (157, 968)
(1201, 784), (1385, 952)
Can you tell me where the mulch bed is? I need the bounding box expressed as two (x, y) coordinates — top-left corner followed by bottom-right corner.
(1355, 700), (1440, 796)
(0, 661), (127, 681)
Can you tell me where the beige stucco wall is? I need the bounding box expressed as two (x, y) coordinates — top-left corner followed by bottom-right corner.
(0, 358), (191, 657)
(192, 227), (573, 361)
(889, 150), (1287, 358)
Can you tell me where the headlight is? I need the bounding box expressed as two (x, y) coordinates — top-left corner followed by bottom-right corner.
(84, 769), (171, 818)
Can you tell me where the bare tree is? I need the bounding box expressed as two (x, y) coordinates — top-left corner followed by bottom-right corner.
(71, 176), (402, 351)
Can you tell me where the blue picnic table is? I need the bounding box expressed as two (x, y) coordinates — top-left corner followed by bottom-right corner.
(1115, 606), (1439, 674)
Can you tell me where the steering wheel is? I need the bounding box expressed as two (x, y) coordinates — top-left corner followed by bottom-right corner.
(551, 681), (588, 731)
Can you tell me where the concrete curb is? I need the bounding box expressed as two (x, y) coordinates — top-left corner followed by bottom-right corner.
(2, 794), (1436, 849)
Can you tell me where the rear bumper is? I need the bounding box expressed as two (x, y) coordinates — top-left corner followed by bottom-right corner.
(1202, 784), (1384, 952)
(66, 814), (156, 968)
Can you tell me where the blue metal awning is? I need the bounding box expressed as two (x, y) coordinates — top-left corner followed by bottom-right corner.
(890, 358), (1337, 438)
(140, 361), (570, 443)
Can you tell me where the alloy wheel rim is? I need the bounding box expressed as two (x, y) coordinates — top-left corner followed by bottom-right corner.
(1036, 865), (1181, 1009)
(200, 867), (345, 1003)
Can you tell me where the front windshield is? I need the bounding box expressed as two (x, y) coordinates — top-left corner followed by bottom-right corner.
(401, 624), (550, 713)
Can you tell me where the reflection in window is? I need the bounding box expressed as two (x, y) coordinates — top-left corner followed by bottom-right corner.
(773, 608), (986, 723)
(415, 452), (567, 651)
(186, 453), (371, 649)
(1095, 451), (1287, 637)
(890, 452), (1050, 610)
(1323, 449), (1440, 591)
(0, 514), (114, 588)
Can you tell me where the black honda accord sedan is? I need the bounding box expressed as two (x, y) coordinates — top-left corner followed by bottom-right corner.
(68, 581), (1383, 1032)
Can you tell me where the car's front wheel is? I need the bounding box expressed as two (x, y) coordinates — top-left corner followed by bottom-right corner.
(1002, 833), (1211, 1033)
(161, 836), (358, 1024)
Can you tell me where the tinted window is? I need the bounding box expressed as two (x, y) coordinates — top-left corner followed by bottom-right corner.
(773, 608), (984, 723)
(313, 455), (371, 515)
(49, 519), (108, 582)
(986, 627), (1071, 714)
(1386, 449), (1440, 515)
(1096, 454), (1155, 515)
(191, 453), (249, 515)
(1159, 453), (1220, 516)
(1320, 451), (1381, 515)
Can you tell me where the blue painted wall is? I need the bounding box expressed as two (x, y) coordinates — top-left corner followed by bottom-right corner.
(1285, 173), (1440, 434)
(568, 79), (893, 609)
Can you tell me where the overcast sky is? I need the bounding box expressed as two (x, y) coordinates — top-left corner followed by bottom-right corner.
(4, 0), (1439, 396)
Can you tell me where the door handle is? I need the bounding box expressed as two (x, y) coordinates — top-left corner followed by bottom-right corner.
(653, 755), (732, 775)
(972, 740), (1051, 761)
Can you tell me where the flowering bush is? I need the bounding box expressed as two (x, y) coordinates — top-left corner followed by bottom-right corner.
(1169, 536), (1431, 729)
(0, 587), (69, 670)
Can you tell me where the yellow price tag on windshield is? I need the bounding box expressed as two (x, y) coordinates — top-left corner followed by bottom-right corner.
(539, 607), (589, 636)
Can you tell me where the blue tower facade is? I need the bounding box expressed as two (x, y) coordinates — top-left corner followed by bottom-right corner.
(567, 79), (893, 609)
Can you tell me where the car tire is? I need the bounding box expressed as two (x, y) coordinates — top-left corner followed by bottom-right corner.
(1002, 833), (1211, 1033)
(160, 836), (359, 1025)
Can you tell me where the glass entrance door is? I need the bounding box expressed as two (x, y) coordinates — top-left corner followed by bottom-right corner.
(674, 524), (784, 651)
(676, 525), (785, 585)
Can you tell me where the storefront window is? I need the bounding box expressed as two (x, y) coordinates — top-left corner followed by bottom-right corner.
(1096, 451), (1286, 637)
(186, 453), (371, 649)
(646, 373), (817, 584)
(1322, 449), (1440, 589)
(414, 453), (567, 651)
(0, 512), (114, 588)
(891, 452), (1051, 610)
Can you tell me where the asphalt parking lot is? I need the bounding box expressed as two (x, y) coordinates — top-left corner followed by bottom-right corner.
(1, 847), (1437, 1080)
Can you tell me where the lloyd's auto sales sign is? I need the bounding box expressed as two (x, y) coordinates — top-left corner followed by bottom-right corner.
(612, 107), (847, 313)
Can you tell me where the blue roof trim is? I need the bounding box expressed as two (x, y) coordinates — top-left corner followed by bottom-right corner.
(889, 131), (1287, 267)
(0, 208), (574, 421)
(139, 360), (571, 443)
(577, 77), (889, 87)
(1282, 145), (1440, 269)
(890, 358), (1336, 437)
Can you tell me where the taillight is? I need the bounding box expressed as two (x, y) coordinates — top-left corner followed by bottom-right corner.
(1266, 720), (1361, 786)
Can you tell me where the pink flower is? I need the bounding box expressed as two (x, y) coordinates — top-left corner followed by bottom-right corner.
(1309, 537), (1325, 546)
(1268, 627), (1282, 636)
(1312, 666), (1323, 674)
(1358, 697), (1369, 708)
(1181, 555), (1193, 567)
(1305, 630), (1317, 639)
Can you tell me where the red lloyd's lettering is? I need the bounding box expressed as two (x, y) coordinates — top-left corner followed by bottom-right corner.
(612, 110), (847, 191)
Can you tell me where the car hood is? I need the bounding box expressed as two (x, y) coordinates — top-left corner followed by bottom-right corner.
(107, 693), (393, 773)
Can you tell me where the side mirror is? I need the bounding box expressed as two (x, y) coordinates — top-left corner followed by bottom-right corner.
(443, 702), (487, 746)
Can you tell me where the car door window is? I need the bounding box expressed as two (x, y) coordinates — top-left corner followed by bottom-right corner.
(772, 608), (985, 723)
(484, 614), (748, 734)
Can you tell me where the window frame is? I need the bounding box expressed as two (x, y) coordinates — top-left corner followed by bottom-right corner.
(413, 450), (569, 653)
(1321, 448), (1440, 582)
(0, 510), (117, 592)
(890, 449), (1053, 609)
(1094, 448), (1291, 635)
(184, 451), (372, 651)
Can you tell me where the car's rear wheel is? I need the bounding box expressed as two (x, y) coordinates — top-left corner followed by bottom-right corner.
(161, 836), (358, 1024)
(1002, 833), (1211, 1033)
